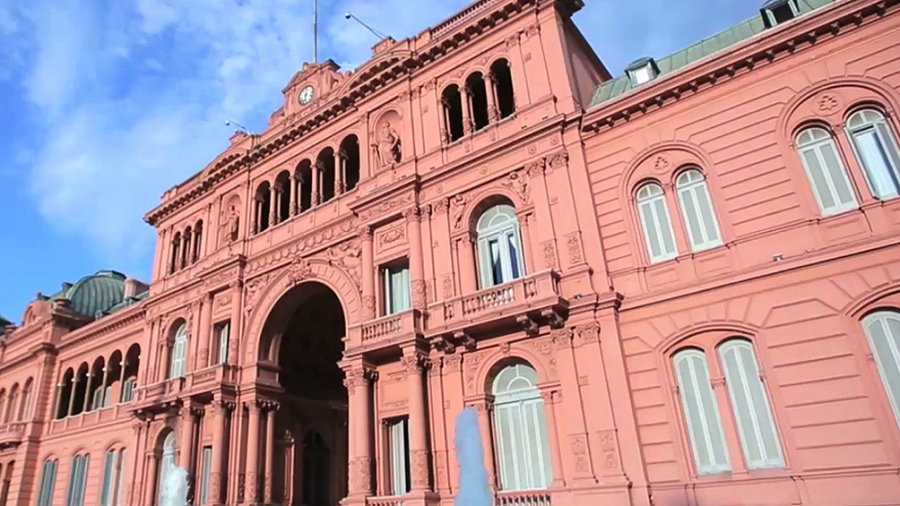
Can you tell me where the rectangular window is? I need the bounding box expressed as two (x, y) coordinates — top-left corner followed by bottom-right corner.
(91, 389), (104, 411)
(387, 417), (411, 495)
(116, 450), (127, 506)
(199, 446), (212, 504)
(673, 350), (731, 475)
(382, 262), (411, 316)
(120, 379), (136, 403)
(216, 322), (231, 365)
(36, 460), (58, 506)
(66, 454), (89, 506)
(100, 451), (117, 506)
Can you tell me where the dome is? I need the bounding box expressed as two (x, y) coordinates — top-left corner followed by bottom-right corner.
(56, 270), (128, 318)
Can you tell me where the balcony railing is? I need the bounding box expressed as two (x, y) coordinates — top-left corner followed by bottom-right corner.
(366, 496), (405, 506)
(496, 490), (552, 506)
(0, 422), (25, 448)
(133, 365), (238, 413)
(427, 269), (566, 338)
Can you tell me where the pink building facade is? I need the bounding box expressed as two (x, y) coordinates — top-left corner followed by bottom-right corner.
(2, 0), (900, 505)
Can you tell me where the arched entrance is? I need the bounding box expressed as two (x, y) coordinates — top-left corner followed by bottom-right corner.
(260, 281), (349, 506)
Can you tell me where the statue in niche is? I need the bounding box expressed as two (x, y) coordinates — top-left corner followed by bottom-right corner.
(221, 204), (240, 243)
(373, 119), (402, 169)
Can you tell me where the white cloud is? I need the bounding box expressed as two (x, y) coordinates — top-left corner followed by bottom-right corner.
(1, 0), (764, 272)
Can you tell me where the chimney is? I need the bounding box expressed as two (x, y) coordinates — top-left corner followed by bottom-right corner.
(124, 278), (140, 299)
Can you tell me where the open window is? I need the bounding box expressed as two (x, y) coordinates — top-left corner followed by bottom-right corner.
(442, 85), (465, 142)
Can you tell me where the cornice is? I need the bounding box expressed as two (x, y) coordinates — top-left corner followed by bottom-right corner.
(144, 0), (578, 226)
(57, 304), (148, 351)
(582, 0), (897, 134)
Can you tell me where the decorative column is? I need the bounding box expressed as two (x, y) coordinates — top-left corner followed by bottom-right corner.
(209, 400), (226, 505)
(312, 161), (322, 205)
(403, 350), (431, 491)
(144, 451), (160, 506)
(335, 149), (345, 195)
(485, 72), (499, 122)
(457, 233), (478, 294)
(268, 184), (277, 226)
(359, 226), (376, 320)
(197, 293), (213, 369)
(406, 206), (427, 309)
(228, 281), (242, 366)
(179, 407), (194, 470)
(473, 399), (497, 489)
(264, 402), (278, 503)
(118, 359), (127, 402)
(246, 401), (261, 503)
(81, 374), (92, 413)
(461, 86), (473, 134)
(98, 366), (110, 408)
(542, 390), (566, 487)
(290, 174), (300, 216)
(345, 365), (375, 496)
(518, 212), (535, 274)
(53, 383), (63, 419)
(254, 198), (262, 233)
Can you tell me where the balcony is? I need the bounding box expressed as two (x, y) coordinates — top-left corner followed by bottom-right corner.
(348, 309), (424, 354)
(0, 422), (25, 448)
(366, 497), (405, 506)
(426, 270), (567, 345)
(496, 490), (552, 506)
(47, 403), (133, 434)
(132, 365), (238, 414)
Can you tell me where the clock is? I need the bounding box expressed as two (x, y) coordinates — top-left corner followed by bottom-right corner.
(298, 85), (314, 105)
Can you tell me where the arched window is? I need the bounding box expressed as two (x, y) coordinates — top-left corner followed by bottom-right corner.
(846, 109), (900, 199)
(676, 169), (722, 251)
(4, 384), (17, 423)
(861, 310), (900, 429)
(19, 378), (33, 421)
(718, 339), (784, 469)
(169, 233), (181, 274)
(169, 324), (188, 379)
(476, 204), (526, 288)
(795, 127), (857, 216)
(490, 59), (516, 120)
(100, 447), (127, 506)
(297, 160), (313, 213)
(636, 183), (677, 263)
(442, 85), (465, 143)
(275, 171), (292, 224)
(255, 182), (272, 234)
(672, 349), (730, 474)
(466, 72), (490, 131)
(36, 459), (58, 506)
(192, 220), (203, 262)
(181, 227), (192, 268)
(158, 432), (176, 502)
(317, 148), (336, 204)
(340, 135), (361, 192)
(57, 369), (74, 419)
(66, 453), (90, 506)
(491, 362), (552, 491)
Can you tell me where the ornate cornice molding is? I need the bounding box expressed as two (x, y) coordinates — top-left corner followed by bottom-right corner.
(583, 0), (897, 134)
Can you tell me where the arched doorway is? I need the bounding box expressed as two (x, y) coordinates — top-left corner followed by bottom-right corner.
(260, 281), (349, 506)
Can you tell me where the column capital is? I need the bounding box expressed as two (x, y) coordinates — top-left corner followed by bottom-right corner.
(401, 351), (431, 375)
(342, 365), (378, 389)
(404, 205), (422, 223)
(357, 224), (374, 239)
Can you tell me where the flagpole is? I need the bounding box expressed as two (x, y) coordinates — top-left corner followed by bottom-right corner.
(313, 0), (318, 63)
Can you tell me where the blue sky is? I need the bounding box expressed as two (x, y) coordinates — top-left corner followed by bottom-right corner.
(0, 0), (764, 322)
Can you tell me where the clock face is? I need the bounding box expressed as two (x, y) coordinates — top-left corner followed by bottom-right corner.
(299, 85), (314, 105)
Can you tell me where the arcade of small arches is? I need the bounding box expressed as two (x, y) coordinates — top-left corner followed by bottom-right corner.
(254, 135), (361, 234)
(168, 219), (205, 275)
(442, 58), (516, 143)
(54, 344), (141, 419)
(0, 378), (35, 427)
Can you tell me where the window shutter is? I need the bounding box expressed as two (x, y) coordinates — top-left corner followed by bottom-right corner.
(116, 450), (127, 506)
(674, 350), (731, 474)
(219, 323), (230, 365)
(200, 447), (212, 504)
(719, 340), (784, 469)
(389, 419), (410, 495)
(101, 451), (115, 506)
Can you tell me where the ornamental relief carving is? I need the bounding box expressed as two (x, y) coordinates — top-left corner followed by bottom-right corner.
(358, 192), (415, 221)
(528, 337), (558, 379)
(325, 240), (362, 286)
(464, 352), (482, 394)
(377, 225), (407, 250)
(566, 232), (583, 265)
(245, 216), (356, 274)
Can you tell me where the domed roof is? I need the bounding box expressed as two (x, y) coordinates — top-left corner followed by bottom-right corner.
(54, 270), (128, 318)
(0, 315), (10, 336)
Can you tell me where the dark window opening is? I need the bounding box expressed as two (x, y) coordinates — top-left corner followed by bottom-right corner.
(256, 183), (271, 233)
(466, 73), (490, 131)
(169, 234), (181, 274)
(192, 221), (203, 262)
(341, 135), (361, 192)
(297, 160), (313, 213)
(442, 85), (465, 142)
(491, 59), (516, 119)
(318, 148), (336, 203)
(181, 227), (192, 268)
(275, 171), (292, 223)
(771, 3), (795, 23)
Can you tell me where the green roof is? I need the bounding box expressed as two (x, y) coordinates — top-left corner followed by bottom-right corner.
(0, 315), (10, 336)
(49, 270), (129, 318)
(588, 0), (836, 107)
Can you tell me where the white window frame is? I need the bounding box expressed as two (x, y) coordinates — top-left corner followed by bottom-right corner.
(217, 322), (231, 365)
(100, 449), (126, 506)
(158, 432), (176, 503)
(169, 324), (188, 379)
(636, 183), (678, 263)
(862, 310), (900, 429)
(846, 109), (900, 200)
(66, 454), (90, 506)
(387, 417), (410, 495)
(199, 446), (212, 504)
(120, 379), (136, 403)
(718, 340), (784, 469)
(796, 127), (858, 216)
(382, 262), (411, 316)
(491, 363), (553, 491)
(676, 169), (722, 251)
(476, 204), (526, 288)
(36, 459), (58, 506)
(673, 349), (731, 475)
